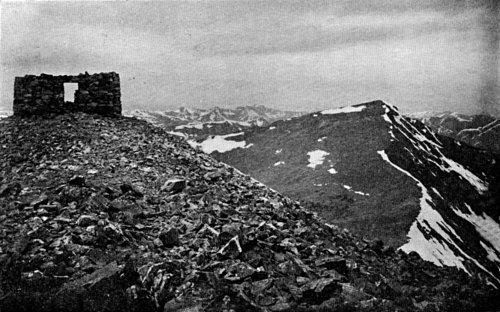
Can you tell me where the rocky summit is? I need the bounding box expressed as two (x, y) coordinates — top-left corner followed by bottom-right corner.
(0, 113), (499, 312)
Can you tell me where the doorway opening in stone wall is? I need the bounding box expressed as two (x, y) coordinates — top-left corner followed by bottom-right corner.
(64, 83), (79, 103)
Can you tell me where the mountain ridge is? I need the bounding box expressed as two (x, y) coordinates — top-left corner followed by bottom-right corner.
(124, 101), (500, 285)
(408, 111), (500, 154)
(124, 105), (306, 130)
(182, 100), (500, 286)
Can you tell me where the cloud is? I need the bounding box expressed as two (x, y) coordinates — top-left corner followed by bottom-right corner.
(191, 8), (484, 56)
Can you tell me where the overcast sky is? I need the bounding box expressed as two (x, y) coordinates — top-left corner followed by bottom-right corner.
(1, 0), (498, 115)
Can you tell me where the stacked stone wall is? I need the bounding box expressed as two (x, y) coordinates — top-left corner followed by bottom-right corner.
(13, 72), (121, 117)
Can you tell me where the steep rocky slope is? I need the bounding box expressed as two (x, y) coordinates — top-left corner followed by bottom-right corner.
(1, 113), (498, 311)
(408, 111), (500, 154)
(204, 101), (500, 285)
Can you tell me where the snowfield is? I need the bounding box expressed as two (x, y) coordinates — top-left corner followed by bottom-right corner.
(321, 105), (366, 115)
(167, 131), (188, 139)
(455, 204), (500, 262)
(382, 104), (487, 193)
(188, 133), (251, 154)
(378, 150), (469, 271)
(306, 150), (330, 169)
(376, 104), (500, 285)
(378, 149), (500, 284)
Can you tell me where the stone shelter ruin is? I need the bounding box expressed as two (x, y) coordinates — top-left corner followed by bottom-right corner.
(13, 72), (121, 117)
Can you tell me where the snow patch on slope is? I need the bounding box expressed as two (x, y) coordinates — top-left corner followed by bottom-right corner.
(379, 150), (500, 284)
(377, 150), (469, 271)
(307, 150), (329, 169)
(384, 104), (487, 194)
(343, 184), (369, 196)
(188, 132), (250, 154)
(451, 112), (473, 122)
(455, 204), (500, 262)
(175, 123), (204, 130)
(479, 120), (500, 136)
(481, 242), (500, 263)
(439, 156), (488, 193)
(167, 131), (188, 139)
(353, 190), (370, 196)
(321, 105), (366, 115)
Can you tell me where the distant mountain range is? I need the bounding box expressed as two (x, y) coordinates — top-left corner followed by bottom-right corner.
(130, 101), (500, 286)
(408, 111), (500, 154)
(124, 105), (305, 131)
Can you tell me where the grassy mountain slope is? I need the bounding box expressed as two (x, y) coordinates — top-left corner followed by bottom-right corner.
(213, 101), (500, 284)
(215, 102), (420, 247)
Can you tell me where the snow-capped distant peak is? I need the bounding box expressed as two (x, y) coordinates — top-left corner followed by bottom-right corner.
(407, 111), (441, 119)
(125, 105), (306, 131)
